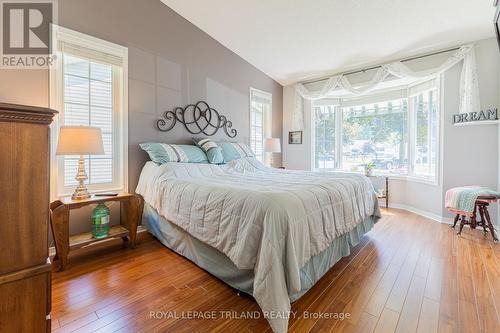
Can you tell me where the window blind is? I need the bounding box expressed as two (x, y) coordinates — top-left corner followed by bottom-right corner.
(250, 89), (272, 162)
(60, 41), (124, 67)
(250, 103), (264, 160)
(62, 53), (113, 187)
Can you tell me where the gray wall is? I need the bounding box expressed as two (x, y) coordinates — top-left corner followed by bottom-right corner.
(59, 0), (283, 193)
(0, 0), (283, 237)
(0, 69), (48, 107)
(441, 39), (499, 220)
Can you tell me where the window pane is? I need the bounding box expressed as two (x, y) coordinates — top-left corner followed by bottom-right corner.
(62, 53), (114, 187)
(64, 102), (89, 126)
(250, 92), (271, 163)
(90, 106), (112, 132)
(90, 80), (112, 108)
(90, 62), (112, 82)
(65, 74), (89, 105)
(342, 99), (408, 174)
(89, 158), (113, 184)
(64, 55), (89, 77)
(314, 105), (336, 169)
(413, 90), (438, 178)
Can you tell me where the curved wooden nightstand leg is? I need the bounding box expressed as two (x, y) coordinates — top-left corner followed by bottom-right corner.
(121, 194), (143, 248)
(121, 236), (129, 249)
(50, 201), (70, 271)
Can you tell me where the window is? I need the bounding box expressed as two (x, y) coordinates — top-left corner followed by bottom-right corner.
(50, 27), (128, 197)
(312, 79), (440, 183)
(342, 98), (408, 175)
(250, 88), (272, 163)
(314, 103), (337, 169)
(410, 89), (438, 179)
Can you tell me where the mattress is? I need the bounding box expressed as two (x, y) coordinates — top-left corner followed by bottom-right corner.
(136, 157), (381, 332)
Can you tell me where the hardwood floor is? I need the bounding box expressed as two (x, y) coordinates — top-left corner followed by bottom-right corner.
(51, 209), (500, 333)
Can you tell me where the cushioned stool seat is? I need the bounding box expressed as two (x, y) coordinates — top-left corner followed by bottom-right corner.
(451, 195), (498, 241)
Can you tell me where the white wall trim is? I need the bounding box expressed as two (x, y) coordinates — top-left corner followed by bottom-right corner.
(388, 203), (500, 235)
(388, 202), (450, 224)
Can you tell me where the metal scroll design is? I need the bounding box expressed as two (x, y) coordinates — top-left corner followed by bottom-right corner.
(156, 101), (237, 138)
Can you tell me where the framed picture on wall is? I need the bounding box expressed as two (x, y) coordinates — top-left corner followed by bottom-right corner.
(495, 3), (500, 51)
(288, 131), (303, 144)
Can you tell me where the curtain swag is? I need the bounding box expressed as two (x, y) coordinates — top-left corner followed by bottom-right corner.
(292, 44), (480, 130)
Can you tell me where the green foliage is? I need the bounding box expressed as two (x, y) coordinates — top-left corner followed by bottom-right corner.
(314, 91), (436, 173)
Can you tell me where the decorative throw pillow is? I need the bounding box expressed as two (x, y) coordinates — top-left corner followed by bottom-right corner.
(219, 142), (255, 162)
(139, 143), (208, 164)
(193, 138), (224, 164)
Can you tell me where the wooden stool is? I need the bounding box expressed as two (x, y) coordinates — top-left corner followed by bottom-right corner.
(452, 195), (498, 241)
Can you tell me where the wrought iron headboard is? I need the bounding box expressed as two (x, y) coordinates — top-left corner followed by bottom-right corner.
(156, 101), (237, 138)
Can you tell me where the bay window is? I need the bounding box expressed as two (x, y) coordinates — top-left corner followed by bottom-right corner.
(312, 78), (440, 183)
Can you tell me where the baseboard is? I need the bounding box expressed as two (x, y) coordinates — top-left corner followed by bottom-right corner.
(388, 203), (449, 224)
(388, 203), (498, 230)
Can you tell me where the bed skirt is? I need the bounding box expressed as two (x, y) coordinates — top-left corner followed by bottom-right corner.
(142, 203), (376, 302)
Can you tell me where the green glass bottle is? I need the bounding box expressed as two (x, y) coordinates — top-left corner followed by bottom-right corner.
(92, 203), (110, 238)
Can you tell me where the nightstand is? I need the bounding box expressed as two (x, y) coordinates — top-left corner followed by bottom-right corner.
(367, 175), (389, 208)
(49, 193), (143, 271)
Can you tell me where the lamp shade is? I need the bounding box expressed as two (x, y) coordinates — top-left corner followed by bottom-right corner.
(264, 138), (281, 153)
(56, 126), (104, 155)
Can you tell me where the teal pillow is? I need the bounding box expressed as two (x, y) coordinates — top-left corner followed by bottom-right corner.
(219, 142), (255, 162)
(193, 138), (224, 164)
(206, 147), (224, 164)
(140, 143), (208, 164)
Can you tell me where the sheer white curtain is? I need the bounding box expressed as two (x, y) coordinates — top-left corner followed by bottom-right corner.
(292, 45), (480, 130)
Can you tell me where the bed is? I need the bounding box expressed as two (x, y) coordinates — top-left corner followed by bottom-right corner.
(135, 156), (381, 333)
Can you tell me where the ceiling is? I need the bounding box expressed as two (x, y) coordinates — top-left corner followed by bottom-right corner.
(160, 0), (496, 86)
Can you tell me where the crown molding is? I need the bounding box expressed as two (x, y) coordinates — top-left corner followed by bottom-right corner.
(0, 102), (57, 125)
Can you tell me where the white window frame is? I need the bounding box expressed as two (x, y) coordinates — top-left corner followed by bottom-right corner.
(311, 77), (442, 185)
(249, 87), (272, 163)
(406, 79), (441, 184)
(311, 99), (341, 171)
(49, 26), (128, 198)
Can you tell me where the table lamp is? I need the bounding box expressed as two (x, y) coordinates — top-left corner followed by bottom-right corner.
(264, 138), (281, 167)
(56, 126), (104, 200)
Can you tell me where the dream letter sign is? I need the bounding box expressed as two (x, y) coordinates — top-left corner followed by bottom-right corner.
(453, 108), (498, 124)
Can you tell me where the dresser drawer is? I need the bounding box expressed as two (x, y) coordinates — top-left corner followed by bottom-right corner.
(0, 121), (49, 274)
(0, 263), (51, 333)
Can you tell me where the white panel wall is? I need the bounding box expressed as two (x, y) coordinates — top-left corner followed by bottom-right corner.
(282, 86), (313, 170)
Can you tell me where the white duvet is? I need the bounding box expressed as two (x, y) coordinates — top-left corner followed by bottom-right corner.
(136, 157), (380, 333)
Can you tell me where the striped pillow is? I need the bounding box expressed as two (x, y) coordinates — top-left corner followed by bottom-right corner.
(196, 138), (218, 152)
(219, 142), (255, 162)
(193, 138), (224, 164)
(139, 143), (208, 164)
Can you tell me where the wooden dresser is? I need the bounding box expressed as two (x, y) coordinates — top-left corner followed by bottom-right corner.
(0, 103), (57, 332)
